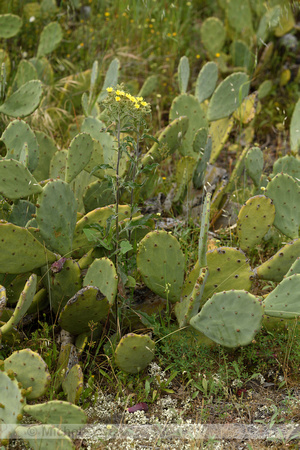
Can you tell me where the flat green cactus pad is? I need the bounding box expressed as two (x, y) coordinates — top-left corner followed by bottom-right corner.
(4, 349), (51, 400)
(36, 179), (77, 256)
(137, 230), (185, 303)
(0, 370), (25, 440)
(265, 173), (300, 239)
(0, 14), (22, 38)
(184, 248), (253, 305)
(255, 239), (300, 282)
(0, 222), (57, 274)
(114, 333), (155, 374)
(83, 257), (117, 306)
(0, 159), (42, 200)
(58, 286), (110, 335)
(23, 400), (86, 431)
(237, 195), (275, 251)
(207, 72), (250, 122)
(15, 424), (75, 450)
(169, 94), (208, 157)
(1, 120), (39, 173)
(0, 80), (43, 118)
(263, 274), (300, 319)
(190, 290), (263, 348)
(62, 365), (84, 405)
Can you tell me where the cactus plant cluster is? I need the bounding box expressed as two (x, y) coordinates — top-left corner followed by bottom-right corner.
(0, 349), (87, 449)
(0, 6), (299, 447)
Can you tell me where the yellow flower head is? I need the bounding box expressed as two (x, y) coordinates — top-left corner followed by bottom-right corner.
(106, 87), (114, 92)
(215, 53), (220, 58)
(134, 103), (140, 109)
(115, 96), (121, 102)
(141, 101), (148, 107)
(116, 90), (125, 96)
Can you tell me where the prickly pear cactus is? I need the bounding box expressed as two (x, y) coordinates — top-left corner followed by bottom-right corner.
(178, 55), (190, 94)
(4, 349), (51, 400)
(195, 61), (218, 104)
(0, 14), (22, 38)
(141, 116), (189, 167)
(137, 230), (185, 303)
(65, 133), (94, 183)
(285, 257), (300, 277)
(1, 120), (39, 173)
(0, 159), (42, 199)
(265, 173), (300, 239)
(62, 364), (83, 404)
(184, 247), (253, 304)
(175, 267), (209, 328)
(114, 333), (155, 374)
(200, 17), (226, 58)
(272, 155), (300, 182)
(36, 179), (77, 255)
(237, 195), (275, 251)
(207, 73), (250, 122)
(37, 21), (63, 58)
(0, 368), (25, 441)
(190, 290), (263, 348)
(58, 286), (110, 335)
(245, 146), (264, 187)
(169, 94), (208, 157)
(23, 400), (86, 431)
(255, 239), (300, 282)
(43, 258), (82, 314)
(0, 80), (43, 118)
(263, 274), (300, 319)
(1, 274), (37, 337)
(0, 222), (57, 274)
(83, 257), (117, 305)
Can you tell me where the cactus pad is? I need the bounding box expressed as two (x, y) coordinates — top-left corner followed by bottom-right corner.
(15, 424), (75, 449)
(58, 286), (110, 335)
(36, 179), (77, 256)
(237, 195), (275, 251)
(169, 94), (208, 157)
(4, 349), (51, 400)
(23, 400), (86, 431)
(37, 22), (63, 58)
(265, 173), (300, 239)
(62, 364), (84, 404)
(0, 14), (22, 38)
(0, 222), (57, 273)
(114, 333), (155, 374)
(0, 159), (42, 199)
(195, 61), (218, 103)
(255, 239), (300, 282)
(46, 258), (82, 314)
(0, 370), (25, 440)
(200, 17), (226, 58)
(141, 116), (189, 167)
(0, 80), (43, 118)
(65, 132), (94, 183)
(137, 230), (185, 303)
(207, 72), (250, 122)
(190, 290), (263, 348)
(83, 257), (117, 305)
(1, 120), (39, 173)
(263, 274), (300, 319)
(245, 146), (264, 187)
(1, 274), (37, 336)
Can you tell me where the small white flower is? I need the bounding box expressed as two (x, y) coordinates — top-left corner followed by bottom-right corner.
(29, 16), (35, 22)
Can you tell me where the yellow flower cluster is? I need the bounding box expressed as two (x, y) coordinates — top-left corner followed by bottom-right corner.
(106, 87), (150, 109)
